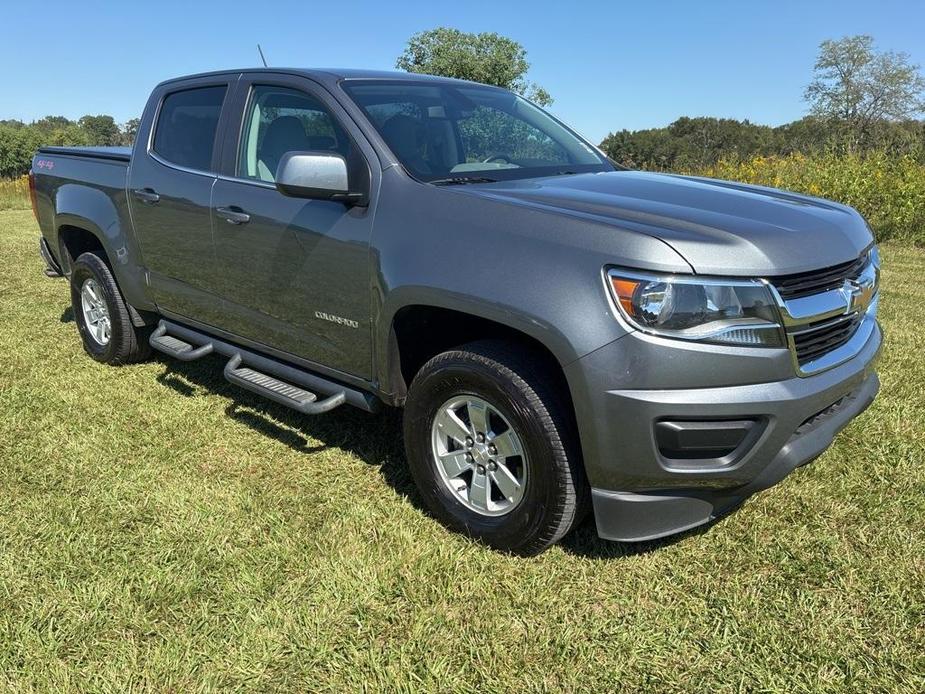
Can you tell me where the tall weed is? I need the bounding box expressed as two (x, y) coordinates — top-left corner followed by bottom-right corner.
(690, 152), (925, 245)
(0, 175), (29, 211)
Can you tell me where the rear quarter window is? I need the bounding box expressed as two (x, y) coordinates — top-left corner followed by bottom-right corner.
(152, 85), (227, 172)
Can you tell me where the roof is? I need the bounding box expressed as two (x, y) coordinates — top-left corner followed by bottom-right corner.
(156, 67), (492, 90)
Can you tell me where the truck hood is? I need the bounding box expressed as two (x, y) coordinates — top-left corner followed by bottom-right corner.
(459, 170), (872, 276)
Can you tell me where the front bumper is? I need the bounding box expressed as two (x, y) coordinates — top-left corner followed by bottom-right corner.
(566, 320), (881, 542)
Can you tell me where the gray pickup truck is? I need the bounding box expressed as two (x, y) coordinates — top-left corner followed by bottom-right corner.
(31, 68), (881, 554)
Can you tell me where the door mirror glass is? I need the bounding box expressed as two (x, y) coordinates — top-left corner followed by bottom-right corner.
(275, 151), (350, 200)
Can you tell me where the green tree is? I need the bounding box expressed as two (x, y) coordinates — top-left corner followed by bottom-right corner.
(0, 125), (41, 178)
(120, 118), (141, 146)
(600, 117), (777, 170)
(396, 27), (552, 105)
(804, 35), (925, 147)
(78, 114), (121, 146)
(47, 124), (90, 147)
(33, 116), (74, 133)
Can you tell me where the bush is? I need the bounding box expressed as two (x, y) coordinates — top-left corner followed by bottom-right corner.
(0, 175), (30, 211)
(1, 116), (136, 179)
(687, 152), (925, 245)
(0, 126), (42, 179)
(600, 116), (925, 171)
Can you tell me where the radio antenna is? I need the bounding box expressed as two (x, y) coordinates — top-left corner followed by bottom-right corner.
(257, 44), (269, 67)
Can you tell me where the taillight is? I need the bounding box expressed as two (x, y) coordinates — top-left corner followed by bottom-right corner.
(28, 170), (39, 222)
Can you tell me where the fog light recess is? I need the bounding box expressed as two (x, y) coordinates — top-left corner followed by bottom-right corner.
(654, 419), (761, 468)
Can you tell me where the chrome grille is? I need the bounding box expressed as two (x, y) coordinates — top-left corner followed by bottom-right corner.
(772, 255), (868, 300)
(768, 250), (878, 376)
(790, 313), (862, 366)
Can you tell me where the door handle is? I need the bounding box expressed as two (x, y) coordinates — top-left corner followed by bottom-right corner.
(216, 206), (251, 225)
(132, 188), (160, 205)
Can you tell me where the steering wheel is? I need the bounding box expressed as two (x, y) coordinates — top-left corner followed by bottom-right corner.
(482, 153), (515, 164)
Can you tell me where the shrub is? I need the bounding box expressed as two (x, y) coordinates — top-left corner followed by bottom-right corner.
(0, 175), (30, 211)
(687, 151), (925, 245)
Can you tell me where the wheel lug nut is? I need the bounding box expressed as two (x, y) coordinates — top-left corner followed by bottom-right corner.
(488, 444), (497, 455)
(466, 437), (473, 448)
(476, 433), (485, 443)
(488, 461), (497, 471)
(465, 452), (473, 462)
(477, 465), (485, 474)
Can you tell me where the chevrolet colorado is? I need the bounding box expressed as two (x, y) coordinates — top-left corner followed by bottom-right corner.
(31, 69), (881, 554)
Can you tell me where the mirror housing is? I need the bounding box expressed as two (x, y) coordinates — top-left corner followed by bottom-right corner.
(275, 151), (366, 205)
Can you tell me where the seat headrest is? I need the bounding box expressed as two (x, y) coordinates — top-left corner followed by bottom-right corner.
(262, 116), (308, 152)
(258, 116), (310, 180)
(381, 114), (425, 158)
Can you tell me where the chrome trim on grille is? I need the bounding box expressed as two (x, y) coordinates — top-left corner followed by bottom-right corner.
(767, 251), (880, 377)
(797, 310), (876, 375)
(774, 287), (856, 326)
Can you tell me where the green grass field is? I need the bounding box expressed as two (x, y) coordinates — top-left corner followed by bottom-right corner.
(1, 209), (923, 691)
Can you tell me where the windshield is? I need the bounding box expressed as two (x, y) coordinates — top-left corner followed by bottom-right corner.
(341, 80), (613, 183)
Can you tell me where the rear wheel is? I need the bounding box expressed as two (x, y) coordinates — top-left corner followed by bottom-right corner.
(70, 252), (151, 365)
(403, 340), (588, 555)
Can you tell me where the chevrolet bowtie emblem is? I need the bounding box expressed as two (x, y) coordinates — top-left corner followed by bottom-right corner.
(839, 277), (876, 315)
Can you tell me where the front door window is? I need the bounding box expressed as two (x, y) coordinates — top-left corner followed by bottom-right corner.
(238, 86), (353, 183)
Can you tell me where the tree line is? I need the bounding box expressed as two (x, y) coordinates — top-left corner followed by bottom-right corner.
(0, 115), (139, 178)
(600, 116), (925, 170)
(2, 32), (923, 178)
(602, 35), (925, 169)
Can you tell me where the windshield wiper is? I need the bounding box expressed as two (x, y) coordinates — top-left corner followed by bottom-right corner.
(430, 176), (499, 186)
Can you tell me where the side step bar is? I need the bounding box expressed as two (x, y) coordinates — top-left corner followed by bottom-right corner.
(150, 323), (214, 361)
(149, 319), (378, 413)
(224, 354), (346, 414)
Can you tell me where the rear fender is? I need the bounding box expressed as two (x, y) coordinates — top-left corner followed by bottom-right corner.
(53, 184), (153, 310)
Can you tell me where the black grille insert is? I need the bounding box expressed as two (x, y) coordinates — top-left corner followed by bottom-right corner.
(772, 255), (867, 301)
(791, 313), (862, 365)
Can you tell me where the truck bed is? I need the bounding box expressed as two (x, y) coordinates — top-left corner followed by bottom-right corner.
(37, 145), (132, 162)
(32, 145), (133, 285)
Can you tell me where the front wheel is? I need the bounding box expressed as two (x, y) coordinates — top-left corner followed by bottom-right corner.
(70, 252), (151, 365)
(403, 340), (588, 555)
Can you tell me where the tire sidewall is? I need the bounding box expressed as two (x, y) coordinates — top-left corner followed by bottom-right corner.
(70, 256), (121, 363)
(405, 357), (567, 552)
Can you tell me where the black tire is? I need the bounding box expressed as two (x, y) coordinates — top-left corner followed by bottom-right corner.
(70, 252), (151, 365)
(403, 340), (588, 555)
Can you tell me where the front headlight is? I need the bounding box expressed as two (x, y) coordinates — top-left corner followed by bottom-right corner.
(607, 269), (785, 347)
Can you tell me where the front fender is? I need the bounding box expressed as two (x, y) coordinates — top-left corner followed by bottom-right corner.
(377, 287), (584, 383)
(369, 170), (693, 396)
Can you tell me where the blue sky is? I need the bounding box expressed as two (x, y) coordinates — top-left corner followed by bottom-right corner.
(3, 0), (923, 143)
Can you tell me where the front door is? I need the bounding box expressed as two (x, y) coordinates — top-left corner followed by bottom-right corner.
(210, 78), (375, 378)
(128, 80), (233, 325)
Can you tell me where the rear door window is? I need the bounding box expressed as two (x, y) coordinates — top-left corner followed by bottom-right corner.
(152, 85), (227, 171)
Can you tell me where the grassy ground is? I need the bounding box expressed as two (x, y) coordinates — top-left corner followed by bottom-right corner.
(0, 209), (923, 692)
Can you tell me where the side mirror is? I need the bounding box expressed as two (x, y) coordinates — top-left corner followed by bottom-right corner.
(275, 151), (365, 205)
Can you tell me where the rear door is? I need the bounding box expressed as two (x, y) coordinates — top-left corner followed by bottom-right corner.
(209, 73), (378, 378)
(128, 76), (236, 324)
